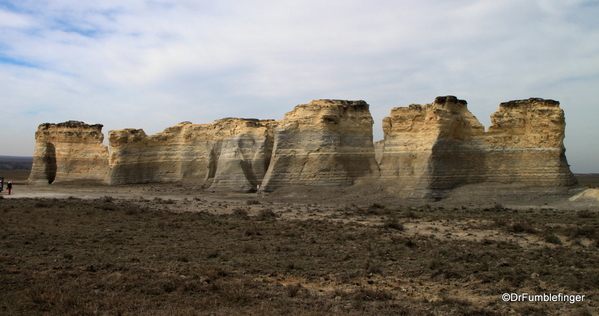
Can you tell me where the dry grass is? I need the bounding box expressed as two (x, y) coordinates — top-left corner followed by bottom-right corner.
(1, 197), (598, 315)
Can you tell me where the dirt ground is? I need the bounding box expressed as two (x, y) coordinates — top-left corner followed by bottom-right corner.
(2, 178), (599, 315)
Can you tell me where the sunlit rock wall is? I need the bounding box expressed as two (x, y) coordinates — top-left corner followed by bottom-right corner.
(28, 121), (109, 184)
(261, 100), (379, 191)
(483, 98), (577, 187)
(108, 119), (275, 191)
(28, 97), (577, 199)
(378, 96), (577, 199)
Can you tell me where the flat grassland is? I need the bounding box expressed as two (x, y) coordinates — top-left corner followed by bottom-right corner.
(0, 170), (31, 183)
(0, 156), (32, 184)
(576, 174), (599, 188)
(1, 191), (599, 315)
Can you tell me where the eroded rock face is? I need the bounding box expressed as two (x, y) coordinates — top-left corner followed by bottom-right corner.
(28, 121), (109, 184)
(211, 130), (274, 192)
(378, 96), (486, 197)
(28, 97), (577, 199)
(378, 96), (577, 199)
(108, 119), (275, 191)
(203, 119), (275, 192)
(483, 98), (577, 187)
(261, 100), (379, 191)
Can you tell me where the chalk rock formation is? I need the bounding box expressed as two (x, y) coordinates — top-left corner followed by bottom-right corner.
(261, 100), (379, 191)
(210, 124), (274, 192)
(378, 96), (577, 199)
(108, 118), (275, 191)
(483, 98), (577, 187)
(378, 96), (485, 197)
(28, 97), (577, 199)
(28, 121), (109, 184)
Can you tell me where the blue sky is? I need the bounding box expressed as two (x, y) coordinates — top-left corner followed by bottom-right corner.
(1, 0), (598, 172)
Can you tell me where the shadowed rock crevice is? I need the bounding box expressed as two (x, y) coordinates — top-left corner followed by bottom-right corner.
(43, 143), (57, 184)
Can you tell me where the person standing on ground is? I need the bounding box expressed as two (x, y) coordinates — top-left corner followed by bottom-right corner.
(7, 181), (12, 195)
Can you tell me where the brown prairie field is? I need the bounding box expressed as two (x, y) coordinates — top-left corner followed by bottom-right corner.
(0, 170), (31, 183)
(1, 181), (599, 316)
(576, 174), (599, 189)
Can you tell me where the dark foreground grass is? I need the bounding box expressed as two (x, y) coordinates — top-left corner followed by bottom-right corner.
(1, 198), (598, 315)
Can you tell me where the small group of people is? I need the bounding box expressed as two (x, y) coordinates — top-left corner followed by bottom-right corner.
(1, 181), (12, 195)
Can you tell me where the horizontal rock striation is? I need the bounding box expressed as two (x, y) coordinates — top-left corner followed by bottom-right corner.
(28, 121), (109, 184)
(28, 96), (577, 199)
(109, 119), (275, 191)
(483, 98), (577, 187)
(378, 96), (486, 198)
(377, 96), (577, 199)
(261, 100), (379, 191)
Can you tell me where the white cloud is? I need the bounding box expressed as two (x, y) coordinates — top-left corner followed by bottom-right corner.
(0, 0), (598, 172)
(0, 9), (33, 28)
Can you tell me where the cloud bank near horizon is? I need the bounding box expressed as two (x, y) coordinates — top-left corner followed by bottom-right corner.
(1, 0), (598, 172)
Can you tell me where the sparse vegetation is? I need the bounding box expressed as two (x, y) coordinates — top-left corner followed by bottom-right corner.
(578, 210), (595, 218)
(1, 196), (598, 315)
(382, 216), (404, 231)
(233, 207), (249, 219)
(542, 232), (562, 244)
(246, 199), (260, 205)
(256, 208), (277, 220)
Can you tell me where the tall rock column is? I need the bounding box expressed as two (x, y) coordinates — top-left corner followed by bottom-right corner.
(378, 96), (578, 199)
(261, 100), (379, 191)
(28, 121), (109, 184)
(483, 98), (577, 187)
(378, 96), (486, 198)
